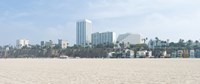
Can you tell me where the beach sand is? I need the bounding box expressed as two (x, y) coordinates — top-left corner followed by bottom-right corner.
(0, 58), (200, 84)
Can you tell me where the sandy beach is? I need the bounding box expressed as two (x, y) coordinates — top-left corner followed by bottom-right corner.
(0, 58), (200, 84)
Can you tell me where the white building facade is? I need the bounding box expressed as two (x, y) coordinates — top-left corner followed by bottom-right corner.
(58, 39), (68, 49)
(190, 50), (195, 58)
(76, 19), (92, 47)
(92, 32), (117, 45)
(148, 39), (169, 49)
(117, 33), (142, 44)
(16, 39), (29, 49)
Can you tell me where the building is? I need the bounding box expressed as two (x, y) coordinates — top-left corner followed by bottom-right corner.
(147, 51), (153, 58)
(190, 50), (195, 58)
(195, 49), (200, 58)
(76, 19), (92, 47)
(58, 39), (68, 49)
(160, 51), (170, 58)
(183, 49), (189, 58)
(16, 39), (29, 49)
(148, 39), (169, 49)
(171, 51), (177, 58)
(177, 50), (183, 58)
(45, 40), (55, 48)
(41, 41), (45, 46)
(117, 33), (142, 45)
(124, 49), (135, 58)
(136, 50), (147, 58)
(92, 32), (117, 45)
(107, 52), (115, 58)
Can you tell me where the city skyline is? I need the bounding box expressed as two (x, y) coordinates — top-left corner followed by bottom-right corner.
(0, 0), (200, 45)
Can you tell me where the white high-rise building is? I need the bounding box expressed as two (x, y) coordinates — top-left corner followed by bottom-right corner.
(58, 39), (68, 49)
(117, 33), (142, 44)
(92, 32), (117, 45)
(16, 39), (29, 49)
(76, 19), (92, 46)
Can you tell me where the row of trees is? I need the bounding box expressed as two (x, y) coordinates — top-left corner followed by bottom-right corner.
(0, 38), (200, 58)
(0, 44), (114, 58)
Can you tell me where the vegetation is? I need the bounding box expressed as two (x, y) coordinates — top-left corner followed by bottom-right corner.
(1, 38), (200, 58)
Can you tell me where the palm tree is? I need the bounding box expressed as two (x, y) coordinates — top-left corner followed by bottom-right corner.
(195, 40), (199, 46)
(89, 43), (92, 48)
(186, 40), (193, 48)
(155, 37), (159, 48)
(166, 39), (170, 46)
(178, 39), (185, 47)
(114, 41), (120, 49)
(119, 42), (125, 49)
(142, 38), (148, 44)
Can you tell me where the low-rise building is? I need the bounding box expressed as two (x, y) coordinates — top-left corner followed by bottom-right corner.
(177, 50), (183, 58)
(41, 41), (45, 47)
(107, 52), (115, 58)
(124, 49), (135, 58)
(171, 51), (177, 58)
(47, 40), (55, 47)
(16, 39), (29, 49)
(148, 39), (169, 49)
(195, 50), (200, 58)
(58, 39), (68, 49)
(136, 50), (147, 58)
(160, 51), (170, 58)
(147, 51), (153, 58)
(190, 50), (195, 58)
(42, 40), (55, 48)
(107, 49), (134, 58)
(117, 33), (143, 45)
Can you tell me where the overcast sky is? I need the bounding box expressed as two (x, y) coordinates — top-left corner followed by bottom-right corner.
(0, 0), (200, 46)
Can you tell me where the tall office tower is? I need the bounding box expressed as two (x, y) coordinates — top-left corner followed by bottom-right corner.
(76, 19), (92, 47)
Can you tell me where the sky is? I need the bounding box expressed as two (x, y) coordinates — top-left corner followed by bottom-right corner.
(0, 0), (200, 46)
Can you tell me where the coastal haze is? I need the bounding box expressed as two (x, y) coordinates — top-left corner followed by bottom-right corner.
(0, 59), (200, 84)
(0, 0), (200, 45)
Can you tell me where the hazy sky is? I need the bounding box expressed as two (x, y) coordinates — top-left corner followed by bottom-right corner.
(0, 0), (200, 46)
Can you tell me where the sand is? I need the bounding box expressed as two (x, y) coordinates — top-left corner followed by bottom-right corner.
(0, 58), (200, 84)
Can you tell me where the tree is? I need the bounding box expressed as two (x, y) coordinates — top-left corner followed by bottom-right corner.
(186, 40), (193, 48)
(166, 39), (170, 46)
(178, 39), (185, 47)
(155, 37), (159, 48)
(119, 42), (125, 49)
(195, 40), (199, 46)
(142, 38), (148, 44)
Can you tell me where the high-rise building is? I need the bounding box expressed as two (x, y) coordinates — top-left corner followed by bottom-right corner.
(16, 39), (29, 49)
(117, 33), (142, 44)
(76, 19), (92, 46)
(58, 39), (68, 49)
(92, 32), (117, 45)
